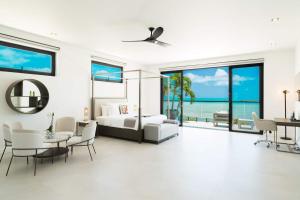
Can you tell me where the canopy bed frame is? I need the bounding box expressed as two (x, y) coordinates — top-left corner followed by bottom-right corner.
(91, 69), (170, 143)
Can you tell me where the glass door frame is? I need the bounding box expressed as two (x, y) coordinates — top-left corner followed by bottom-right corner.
(160, 63), (264, 132)
(160, 70), (184, 126)
(228, 63), (264, 134)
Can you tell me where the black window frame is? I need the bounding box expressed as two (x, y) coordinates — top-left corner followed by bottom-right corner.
(160, 63), (264, 134)
(0, 40), (56, 76)
(91, 60), (123, 83)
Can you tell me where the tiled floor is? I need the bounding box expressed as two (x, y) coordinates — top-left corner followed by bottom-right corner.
(0, 127), (300, 200)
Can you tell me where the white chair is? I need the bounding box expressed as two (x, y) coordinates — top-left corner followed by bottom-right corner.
(0, 122), (23, 163)
(67, 121), (97, 161)
(6, 129), (50, 176)
(252, 112), (277, 148)
(55, 117), (76, 138)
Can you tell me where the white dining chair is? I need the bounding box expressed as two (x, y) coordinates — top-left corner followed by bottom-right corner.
(55, 117), (76, 138)
(252, 112), (277, 148)
(1, 122), (23, 163)
(67, 121), (97, 161)
(6, 129), (51, 176)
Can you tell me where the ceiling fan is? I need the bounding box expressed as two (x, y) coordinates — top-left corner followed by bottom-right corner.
(122, 27), (170, 47)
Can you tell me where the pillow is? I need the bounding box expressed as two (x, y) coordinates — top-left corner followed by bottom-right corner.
(101, 105), (113, 116)
(101, 104), (120, 116)
(119, 104), (129, 114)
(109, 103), (120, 116)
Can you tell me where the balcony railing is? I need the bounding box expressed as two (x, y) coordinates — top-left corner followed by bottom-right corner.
(163, 100), (259, 122)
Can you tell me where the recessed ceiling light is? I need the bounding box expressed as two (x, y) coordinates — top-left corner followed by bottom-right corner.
(269, 41), (277, 47)
(271, 17), (280, 23)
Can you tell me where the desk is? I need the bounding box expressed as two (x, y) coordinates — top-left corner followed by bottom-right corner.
(274, 118), (300, 154)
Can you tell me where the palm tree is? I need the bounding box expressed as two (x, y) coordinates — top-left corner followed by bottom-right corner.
(163, 73), (196, 119)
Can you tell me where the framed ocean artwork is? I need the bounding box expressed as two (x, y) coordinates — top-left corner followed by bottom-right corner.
(91, 61), (123, 83)
(0, 41), (55, 76)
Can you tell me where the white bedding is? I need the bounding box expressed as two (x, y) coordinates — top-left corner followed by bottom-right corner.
(96, 114), (167, 130)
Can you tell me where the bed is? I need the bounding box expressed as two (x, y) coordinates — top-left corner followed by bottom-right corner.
(96, 114), (167, 130)
(93, 98), (167, 143)
(91, 69), (171, 143)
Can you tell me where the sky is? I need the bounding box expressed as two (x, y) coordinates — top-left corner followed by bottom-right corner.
(0, 44), (52, 72)
(232, 66), (260, 101)
(183, 66), (260, 101)
(184, 67), (229, 100)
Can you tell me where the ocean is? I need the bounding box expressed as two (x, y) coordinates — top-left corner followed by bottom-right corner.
(163, 100), (259, 122)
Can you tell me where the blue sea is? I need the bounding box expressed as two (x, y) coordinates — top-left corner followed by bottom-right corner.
(163, 98), (259, 122)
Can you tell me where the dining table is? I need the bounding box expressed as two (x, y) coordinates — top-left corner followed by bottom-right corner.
(35, 132), (70, 162)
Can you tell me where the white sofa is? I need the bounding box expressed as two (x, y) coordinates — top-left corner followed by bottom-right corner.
(144, 120), (179, 144)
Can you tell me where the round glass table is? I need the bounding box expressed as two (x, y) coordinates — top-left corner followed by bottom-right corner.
(36, 133), (70, 160)
(44, 134), (69, 144)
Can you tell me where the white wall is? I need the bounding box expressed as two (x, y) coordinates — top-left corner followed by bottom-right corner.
(0, 26), (141, 141)
(295, 41), (300, 89)
(296, 40), (300, 74)
(142, 49), (296, 134)
(295, 40), (300, 145)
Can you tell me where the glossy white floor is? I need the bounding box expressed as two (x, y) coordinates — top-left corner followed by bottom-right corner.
(0, 127), (300, 200)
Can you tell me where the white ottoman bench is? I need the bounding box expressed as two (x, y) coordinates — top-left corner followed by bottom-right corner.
(144, 120), (179, 144)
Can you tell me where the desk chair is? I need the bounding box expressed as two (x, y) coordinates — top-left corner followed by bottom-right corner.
(252, 112), (277, 148)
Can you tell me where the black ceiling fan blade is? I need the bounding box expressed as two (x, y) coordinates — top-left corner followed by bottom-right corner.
(122, 40), (146, 43)
(155, 40), (171, 47)
(151, 27), (164, 39)
(122, 27), (169, 47)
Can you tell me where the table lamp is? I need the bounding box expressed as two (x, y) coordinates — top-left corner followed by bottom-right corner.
(297, 90), (300, 101)
(84, 107), (89, 121)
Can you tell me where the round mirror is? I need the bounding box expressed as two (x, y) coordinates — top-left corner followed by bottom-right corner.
(5, 79), (49, 114)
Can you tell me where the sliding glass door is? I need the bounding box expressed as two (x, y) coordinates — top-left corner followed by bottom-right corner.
(229, 64), (263, 133)
(161, 63), (263, 133)
(182, 67), (229, 129)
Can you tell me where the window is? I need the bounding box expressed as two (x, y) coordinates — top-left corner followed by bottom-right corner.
(91, 61), (123, 83)
(0, 41), (55, 76)
(161, 63), (263, 134)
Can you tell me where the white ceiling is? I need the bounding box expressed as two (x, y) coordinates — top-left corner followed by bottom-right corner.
(1, 0), (300, 65)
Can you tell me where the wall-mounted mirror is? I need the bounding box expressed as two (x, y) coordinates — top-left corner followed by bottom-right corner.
(5, 79), (49, 114)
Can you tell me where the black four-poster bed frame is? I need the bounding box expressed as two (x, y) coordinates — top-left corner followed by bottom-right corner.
(91, 69), (170, 143)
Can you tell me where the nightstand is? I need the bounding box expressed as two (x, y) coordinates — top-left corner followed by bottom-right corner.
(76, 120), (90, 136)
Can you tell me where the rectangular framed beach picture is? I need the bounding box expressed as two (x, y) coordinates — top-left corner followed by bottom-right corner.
(0, 40), (55, 76)
(91, 61), (123, 83)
